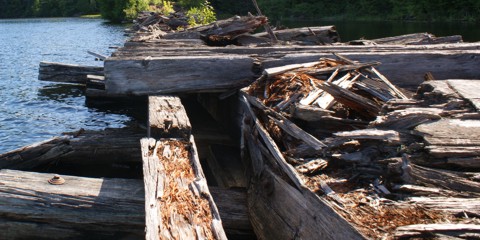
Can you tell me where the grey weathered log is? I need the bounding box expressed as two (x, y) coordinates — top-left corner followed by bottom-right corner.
(352, 33), (463, 45)
(0, 169), (252, 239)
(407, 196), (480, 216)
(247, 167), (366, 240)
(104, 55), (256, 95)
(447, 79), (480, 110)
(291, 104), (334, 121)
(254, 26), (340, 44)
(141, 137), (227, 240)
(148, 95), (191, 139)
(394, 224), (480, 239)
(39, 61), (103, 84)
(0, 169), (145, 240)
(0, 136), (72, 170)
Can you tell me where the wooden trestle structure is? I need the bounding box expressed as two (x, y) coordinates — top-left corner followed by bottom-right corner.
(3, 13), (480, 240)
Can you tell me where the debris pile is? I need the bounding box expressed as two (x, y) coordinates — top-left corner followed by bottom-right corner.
(244, 55), (480, 239)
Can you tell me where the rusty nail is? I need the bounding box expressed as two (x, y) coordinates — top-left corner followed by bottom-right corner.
(48, 174), (65, 185)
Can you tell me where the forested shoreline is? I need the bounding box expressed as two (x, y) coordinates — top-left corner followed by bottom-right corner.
(1, 0), (479, 22)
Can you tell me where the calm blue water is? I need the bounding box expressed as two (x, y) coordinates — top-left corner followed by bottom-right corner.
(0, 18), (128, 153)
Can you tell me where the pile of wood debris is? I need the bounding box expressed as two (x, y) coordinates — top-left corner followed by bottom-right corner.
(244, 55), (480, 239)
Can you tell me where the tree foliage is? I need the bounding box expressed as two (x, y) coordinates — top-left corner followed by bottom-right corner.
(0, 0), (98, 18)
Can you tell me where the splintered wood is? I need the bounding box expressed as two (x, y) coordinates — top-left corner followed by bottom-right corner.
(243, 56), (480, 239)
(141, 138), (226, 240)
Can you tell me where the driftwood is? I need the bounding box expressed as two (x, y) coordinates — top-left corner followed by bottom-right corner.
(39, 61), (103, 84)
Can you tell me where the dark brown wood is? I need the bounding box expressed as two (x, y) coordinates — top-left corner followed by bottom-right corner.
(39, 61), (103, 84)
(148, 95), (191, 139)
(206, 144), (247, 188)
(0, 169), (145, 240)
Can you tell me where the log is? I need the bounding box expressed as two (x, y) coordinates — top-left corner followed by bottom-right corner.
(0, 136), (72, 170)
(104, 55), (257, 95)
(148, 95), (191, 139)
(394, 224), (480, 239)
(141, 137), (227, 240)
(0, 170), (253, 239)
(0, 169), (145, 240)
(447, 79), (480, 110)
(247, 167), (365, 240)
(408, 197), (480, 216)
(351, 32), (463, 45)
(39, 61), (103, 84)
(253, 26), (340, 45)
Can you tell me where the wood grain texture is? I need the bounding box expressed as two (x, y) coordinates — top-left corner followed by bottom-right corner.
(39, 61), (103, 84)
(105, 55), (255, 95)
(149, 95), (191, 139)
(447, 79), (480, 110)
(0, 169), (145, 240)
(141, 137), (227, 240)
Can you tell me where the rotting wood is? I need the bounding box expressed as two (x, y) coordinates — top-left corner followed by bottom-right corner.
(141, 137), (227, 240)
(148, 95), (191, 139)
(104, 55), (257, 95)
(350, 32), (463, 45)
(0, 169), (253, 239)
(253, 26), (340, 45)
(0, 169), (145, 240)
(394, 224), (480, 239)
(39, 61), (103, 84)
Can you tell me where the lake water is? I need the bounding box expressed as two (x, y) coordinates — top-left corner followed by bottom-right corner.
(0, 18), (128, 153)
(1, 18), (479, 153)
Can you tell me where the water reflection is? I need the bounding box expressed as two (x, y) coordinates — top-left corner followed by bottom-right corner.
(38, 84), (85, 101)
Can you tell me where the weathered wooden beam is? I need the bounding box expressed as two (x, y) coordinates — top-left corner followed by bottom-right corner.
(394, 224), (480, 239)
(254, 26), (340, 44)
(0, 170), (253, 239)
(141, 137), (228, 240)
(0, 169), (145, 240)
(148, 95), (191, 139)
(104, 55), (257, 95)
(39, 61), (103, 84)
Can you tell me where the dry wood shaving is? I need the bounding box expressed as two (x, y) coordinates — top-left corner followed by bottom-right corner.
(156, 140), (214, 240)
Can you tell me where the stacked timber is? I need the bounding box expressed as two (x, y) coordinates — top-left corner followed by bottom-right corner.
(241, 55), (480, 239)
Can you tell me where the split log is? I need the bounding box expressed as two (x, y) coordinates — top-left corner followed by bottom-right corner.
(0, 169), (253, 239)
(104, 55), (257, 95)
(350, 33), (463, 45)
(247, 167), (365, 240)
(0, 169), (145, 240)
(141, 137), (227, 240)
(291, 104), (334, 121)
(253, 26), (340, 45)
(447, 79), (480, 110)
(394, 224), (480, 239)
(0, 136), (72, 170)
(39, 61), (103, 84)
(408, 197), (480, 216)
(415, 119), (480, 158)
(148, 95), (191, 139)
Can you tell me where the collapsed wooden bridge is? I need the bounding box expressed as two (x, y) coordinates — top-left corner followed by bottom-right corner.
(3, 13), (480, 240)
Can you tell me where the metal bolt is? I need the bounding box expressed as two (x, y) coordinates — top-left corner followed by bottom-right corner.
(48, 174), (65, 185)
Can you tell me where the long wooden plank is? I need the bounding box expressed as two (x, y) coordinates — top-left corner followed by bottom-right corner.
(0, 169), (252, 239)
(0, 169), (145, 240)
(104, 55), (256, 95)
(447, 79), (480, 110)
(141, 137), (227, 240)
